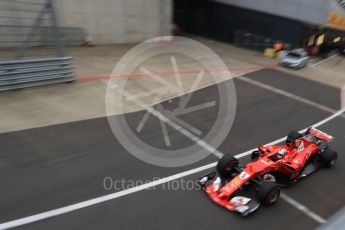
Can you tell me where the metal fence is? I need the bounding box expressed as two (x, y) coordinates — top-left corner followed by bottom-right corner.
(0, 0), (77, 91)
(0, 0), (84, 56)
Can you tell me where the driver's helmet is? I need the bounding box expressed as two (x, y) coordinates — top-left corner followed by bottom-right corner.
(277, 148), (287, 159)
(294, 139), (303, 150)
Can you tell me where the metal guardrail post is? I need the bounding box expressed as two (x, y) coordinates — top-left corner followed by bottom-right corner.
(48, 0), (65, 57)
(15, 3), (49, 59)
(14, 0), (65, 59)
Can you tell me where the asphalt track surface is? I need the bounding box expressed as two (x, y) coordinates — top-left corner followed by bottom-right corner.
(1, 69), (344, 230)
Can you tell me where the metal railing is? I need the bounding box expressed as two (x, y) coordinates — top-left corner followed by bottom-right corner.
(0, 0), (76, 91)
(0, 0), (84, 55)
(0, 57), (74, 91)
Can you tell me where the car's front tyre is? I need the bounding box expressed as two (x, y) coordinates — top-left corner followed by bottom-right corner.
(217, 154), (239, 178)
(256, 181), (280, 206)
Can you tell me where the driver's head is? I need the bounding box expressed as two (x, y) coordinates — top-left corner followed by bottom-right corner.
(277, 148), (287, 159)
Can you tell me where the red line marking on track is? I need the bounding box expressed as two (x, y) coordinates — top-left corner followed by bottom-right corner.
(76, 64), (278, 81)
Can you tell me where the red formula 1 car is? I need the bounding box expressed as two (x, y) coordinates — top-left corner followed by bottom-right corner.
(198, 127), (338, 216)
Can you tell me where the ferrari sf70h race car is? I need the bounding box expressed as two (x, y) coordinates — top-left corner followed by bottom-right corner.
(198, 127), (338, 216)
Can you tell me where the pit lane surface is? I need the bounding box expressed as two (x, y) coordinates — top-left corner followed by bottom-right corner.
(1, 69), (344, 230)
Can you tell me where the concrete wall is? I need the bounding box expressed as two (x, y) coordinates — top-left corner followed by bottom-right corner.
(215, 0), (331, 25)
(54, 0), (173, 44)
(0, 0), (172, 48)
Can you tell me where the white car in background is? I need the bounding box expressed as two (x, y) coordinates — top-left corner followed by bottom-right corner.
(279, 49), (309, 69)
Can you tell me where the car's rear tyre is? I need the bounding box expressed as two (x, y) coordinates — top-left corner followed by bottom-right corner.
(256, 182), (280, 206)
(320, 148), (337, 168)
(286, 131), (303, 145)
(217, 154), (239, 178)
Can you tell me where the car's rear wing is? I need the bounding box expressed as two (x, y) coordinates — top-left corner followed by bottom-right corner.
(306, 127), (333, 142)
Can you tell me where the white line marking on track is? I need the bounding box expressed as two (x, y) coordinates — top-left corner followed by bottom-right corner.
(311, 53), (340, 67)
(1, 108), (344, 229)
(115, 87), (226, 158)
(167, 114), (203, 136)
(238, 76), (345, 118)
(281, 193), (327, 224)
